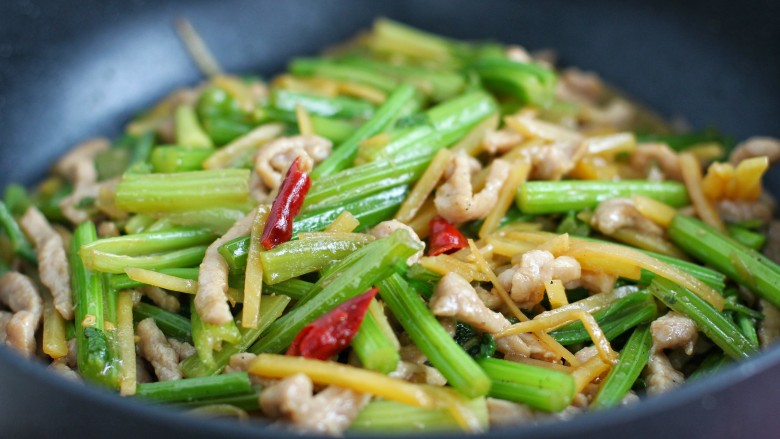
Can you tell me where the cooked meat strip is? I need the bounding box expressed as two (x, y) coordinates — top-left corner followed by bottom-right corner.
(758, 299), (780, 348)
(651, 311), (698, 355)
(19, 207), (73, 320)
(195, 209), (257, 325)
(97, 221), (120, 238)
(260, 373), (370, 436)
(591, 198), (664, 236)
(54, 138), (110, 182)
(555, 68), (605, 105)
(519, 141), (584, 181)
(645, 350), (684, 396)
(167, 338), (196, 361)
(486, 398), (537, 427)
(482, 128), (524, 155)
(430, 272), (531, 357)
(49, 358), (81, 381)
(728, 136), (780, 165)
(255, 135), (332, 190)
(497, 250), (581, 308)
(763, 221), (780, 264)
(141, 285), (181, 313)
(717, 195), (776, 224)
(434, 153), (511, 224)
(0, 272), (43, 357)
(369, 220), (424, 264)
(630, 143), (682, 181)
(390, 361), (448, 386)
(0, 312), (12, 344)
(136, 318), (182, 381)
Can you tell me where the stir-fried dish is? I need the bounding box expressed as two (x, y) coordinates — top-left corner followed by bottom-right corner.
(2, 18), (780, 434)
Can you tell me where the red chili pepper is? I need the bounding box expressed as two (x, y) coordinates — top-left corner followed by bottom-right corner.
(428, 215), (468, 256)
(261, 156), (312, 250)
(286, 287), (378, 360)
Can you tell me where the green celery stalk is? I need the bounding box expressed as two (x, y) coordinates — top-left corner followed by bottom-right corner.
(352, 300), (400, 374)
(669, 214), (780, 309)
(478, 357), (575, 412)
(649, 277), (757, 360)
(591, 325), (653, 410)
(80, 245), (208, 274)
(175, 105), (214, 148)
(0, 201), (37, 264)
(350, 398), (488, 432)
(150, 146), (213, 173)
(378, 273), (490, 399)
(271, 88), (376, 119)
(249, 229), (421, 354)
(470, 58), (557, 106)
(191, 300), (242, 367)
(517, 180), (690, 214)
(726, 224), (766, 250)
(136, 373), (252, 403)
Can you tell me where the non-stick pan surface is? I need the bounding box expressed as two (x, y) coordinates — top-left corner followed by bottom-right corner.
(1, 1), (779, 438)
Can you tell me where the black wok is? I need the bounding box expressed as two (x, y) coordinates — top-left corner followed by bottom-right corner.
(1, 0), (779, 438)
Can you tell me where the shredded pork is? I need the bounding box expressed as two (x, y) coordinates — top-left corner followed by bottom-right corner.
(19, 207), (73, 320)
(195, 208), (257, 325)
(0, 272), (43, 357)
(255, 135), (332, 190)
(369, 220), (424, 264)
(497, 250), (581, 308)
(137, 318), (182, 382)
(630, 142), (682, 181)
(434, 153), (511, 224)
(728, 136), (780, 165)
(591, 198), (664, 236)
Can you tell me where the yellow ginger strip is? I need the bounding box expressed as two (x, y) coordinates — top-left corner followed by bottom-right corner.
(125, 268), (197, 294)
(496, 309), (618, 365)
(337, 81), (387, 104)
(407, 198), (438, 239)
(452, 113), (500, 157)
(687, 143), (724, 163)
(701, 162), (734, 200)
(504, 113), (583, 142)
(211, 75), (256, 112)
(479, 160), (530, 238)
(419, 255), (490, 283)
(583, 132), (636, 157)
(117, 290), (137, 396)
(273, 74), (339, 96)
(610, 228), (690, 260)
(175, 18), (223, 77)
(485, 236), (536, 259)
(466, 240), (580, 367)
(571, 356), (612, 394)
(536, 287), (640, 321)
(631, 195), (676, 228)
(243, 206), (269, 328)
(535, 233), (570, 257)
(732, 156), (768, 200)
(570, 155), (619, 181)
(249, 354), (434, 408)
(295, 104), (315, 137)
(395, 148), (452, 223)
(680, 152), (725, 231)
(494, 222), (544, 234)
(546, 280), (569, 309)
(324, 210), (360, 233)
(42, 294), (68, 360)
(565, 240), (725, 310)
(203, 123), (284, 169)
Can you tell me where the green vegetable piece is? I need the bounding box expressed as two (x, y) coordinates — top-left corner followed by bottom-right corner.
(478, 357), (575, 412)
(591, 325), (653, 410)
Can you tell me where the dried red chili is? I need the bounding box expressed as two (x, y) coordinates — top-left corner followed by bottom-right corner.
(286, 287), (378, 360)
(260, 156), (312, 250)
(428, 215), (468, 256)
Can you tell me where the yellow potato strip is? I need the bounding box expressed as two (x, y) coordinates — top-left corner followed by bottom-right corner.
(496, 309), (617, 365)
(485, 236), (535, 259)
(478, 160), (530, 238)
(419, 254), (490, 283)
(546, 279), (569, 309)
(117, 290), (137, 396)
(242, 206), (269, 329)
(324, 210), (361, 233)
(571, 356), (612, 394)
(42, 294), (68, 360)
(565, 240), (724, 310)
(249, 354), (434, 408)
(631, 195), (676, 228)
(296, 104), (315, 137)
(395, 148), (452, 223)
(125, 268), (197, 295)
(175, 19), (223, 77)
(609, 228), (689, 260)
(680, 152), (725, 231)
(732, 156), (768, 200)
(504, 113), (583, 142)
(584, 132), (636, 157)
(337, 81), (387, 104)
(203, 123), (284, 169)
(535, 233), (570, 257)
(451, 113), (500, 157)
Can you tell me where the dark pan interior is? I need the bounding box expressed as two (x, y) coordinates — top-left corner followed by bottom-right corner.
(1, 0), (779, 438)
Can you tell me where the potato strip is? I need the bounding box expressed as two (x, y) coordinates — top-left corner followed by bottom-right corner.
(249, 354), (434, 408)
(203, 123), (284, 169)
(546, 279), (569, 309)
(419, 254), (490, 283)
(395, 148), (452, 223)
(125, 268), (197, 294)
(571, 355), (612, 393)
(680, 152), (725, 231)
(324, 210), (360, 233)
(565, 240), (725, 310)
(407, 198), (438, 239)
(479, 160), (530, 238)
(631, 195), (676, 228)
(496, 309), (618, 365)
(296, 104), (315, 137)
(42, 294), (68, 360)
(242, 206), (269, 328)
(117, 290), (137, 396)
